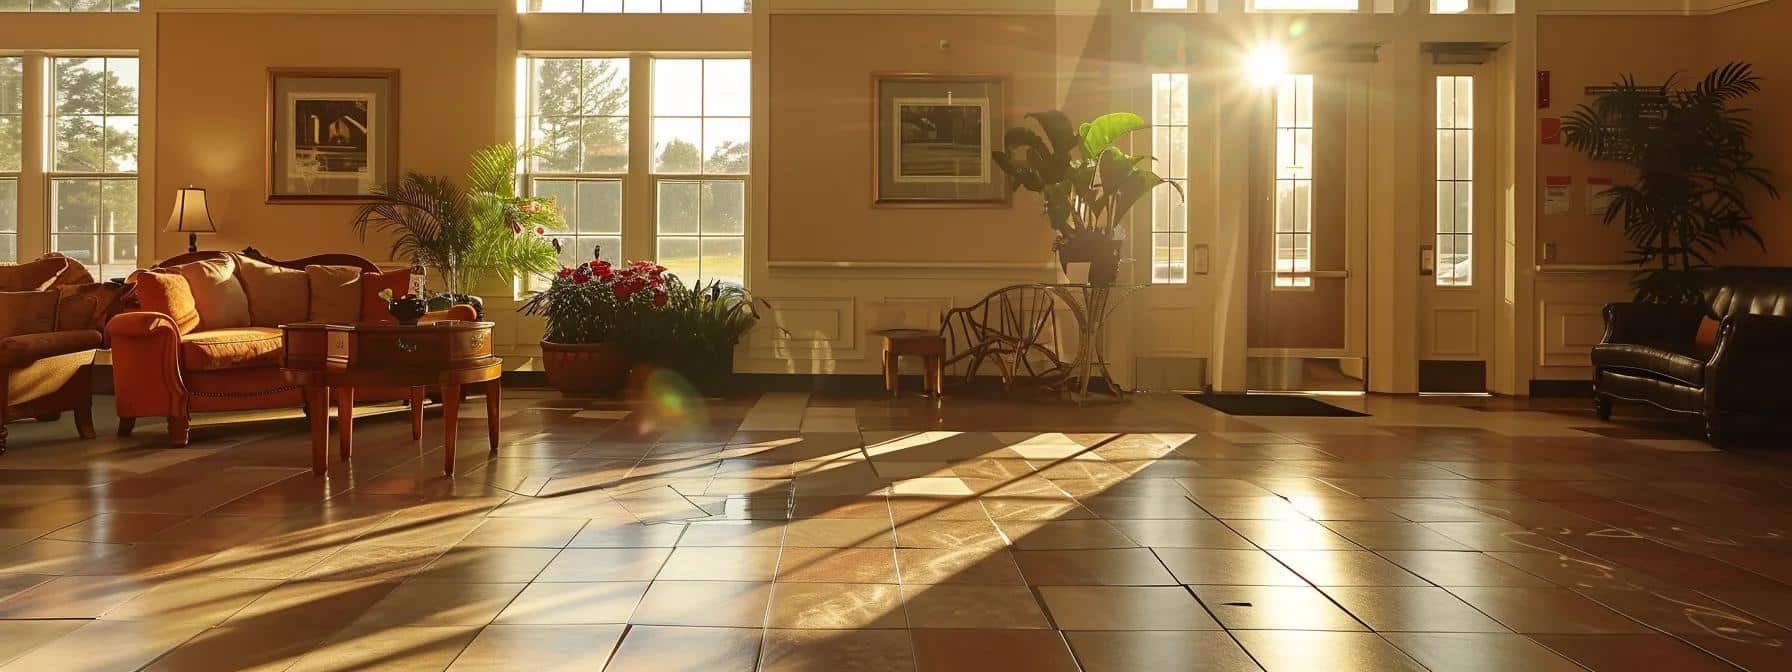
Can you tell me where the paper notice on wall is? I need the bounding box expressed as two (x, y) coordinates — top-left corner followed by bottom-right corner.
(1587, 177), (1615, 216)
(1544, 176), (1573, 215)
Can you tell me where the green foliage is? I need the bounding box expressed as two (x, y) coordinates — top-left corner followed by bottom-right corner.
(1563, 62), (1778, 303)
(351, 144), (564, 296)
(991, 110), (1182, 249)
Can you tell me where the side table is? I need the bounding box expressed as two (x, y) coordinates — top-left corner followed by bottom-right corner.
(280, 321), (503, 476)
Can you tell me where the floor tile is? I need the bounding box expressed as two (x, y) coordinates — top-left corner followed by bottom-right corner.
(1107, 519), (1256, 549)
(1011, 549), (1178, 586)
(603, 625), (762, 672)
(909, 629), (1079, 672)
(1225, 519), (1362, 550)
(1323, 586), (1511, 632)
(494, 580), (647, 624)
(767, 582), (906, 629)
(1271, 550), (1429, 586)
(1037, 585), (1222, 630)
(347, 581), (527, 628)
(1446, 586), (1653, 633)
(457, 517), (587, 548)
(998, 520), (1137, 550)
(782, 519), (896, 548)
(1191, 585), (1367, 630)
(1528, 633), (1738, 672)
(894, 547), (1026, 585)
(1064, 630), (1262, 672)
(1382, 632), (1588, 672)
(0, 620), (212, 672)
(0, 621), (85, 667)
(100, 576), (281, 625)
(675, 521), (787, 547)
(657, 546), (780, 581)
(445, 624), (624, 672)
(225, 580), (398, 630)
(535, 547), (670, 582)
(776, 547), (899, 583)
(1379, 550), (1555, 587)
(410, 547), (558, 583)
(630, 581), (771, 628)
(285, 625), (482, 672)
(1152, 548), (1308, 586)
(141, 623), (339, 672)
(567, 521), (685, 548)
(1231, 630), (1426, 672)
(898, 584), (1050, 629)
(760, 629), (916, 672)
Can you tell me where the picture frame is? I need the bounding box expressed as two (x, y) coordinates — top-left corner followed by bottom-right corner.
(267, 68), (400, 203)
(872, 73), (1010, 208)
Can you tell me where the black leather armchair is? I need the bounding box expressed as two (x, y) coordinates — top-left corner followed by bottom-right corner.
(1593, 268), (1792, 442)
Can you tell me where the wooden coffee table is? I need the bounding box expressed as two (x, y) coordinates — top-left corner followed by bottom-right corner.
(280, 321), (503, 476)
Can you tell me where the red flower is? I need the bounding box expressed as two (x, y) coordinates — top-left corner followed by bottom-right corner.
(594, 261), (614, 280)
(614, 282), (637, 300)
(557, 268), (574, 279)
(535, 226), (547, 236)
(653, 291), (668, 308)
(571, 270), (591, 284)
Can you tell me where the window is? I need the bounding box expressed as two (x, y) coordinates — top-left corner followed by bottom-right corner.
(1, 56), (19, 262)
(526, 57), (630, 268)
(526, 0), (748, 13)
(651, 57), (747, 286)
(0, 0), (139, 11)
(1435, 75), (1473, 287)
(1433, 0), (1470, 11)
(1251, 0), (1358, 10)
(1150, 73), (1188, 284)
(50, 56), (137, 281)
(1272, 74), (1313, 289)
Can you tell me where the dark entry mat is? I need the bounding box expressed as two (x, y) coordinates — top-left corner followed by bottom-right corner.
(1185, 393), (1369, 418)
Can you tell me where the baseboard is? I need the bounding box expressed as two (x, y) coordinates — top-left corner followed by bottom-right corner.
(1530, 379), (1594, 397)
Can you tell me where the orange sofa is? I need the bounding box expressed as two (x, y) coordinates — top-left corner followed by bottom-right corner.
(2, 254), (128, 453)
(107, 250), (475, 446)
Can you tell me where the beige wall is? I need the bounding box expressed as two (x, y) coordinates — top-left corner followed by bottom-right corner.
(1711, 0), (1792, 266)
(765, 14), (1063, 265)
(1534, 14), (1709, 265)
(154, 13), (499, 264)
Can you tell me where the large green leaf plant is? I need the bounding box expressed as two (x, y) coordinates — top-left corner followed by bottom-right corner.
(352, 144), (564, 297)
(1563, 62), (1778, 303)
(991, 111), (1183, 250)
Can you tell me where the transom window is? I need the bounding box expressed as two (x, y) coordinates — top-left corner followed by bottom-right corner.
(526, 0), (748, 13)
(651, 57), (748, 286)
(0, 1), (139, 11)
(1251, 0), (1358, 10)
(527, 57), (629, 267)
(1435, 75), (1474, 287)
(1150, 72), (1189, 284)
(50, 56), (138, 281)
(1272, 74), (1313, 289)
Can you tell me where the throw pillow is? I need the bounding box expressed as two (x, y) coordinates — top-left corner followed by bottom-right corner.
(305, 265), (364, 324)
(169, 257), (252, 330)
(0, 256), (70, 292)
(56, 283), (129, 332)
(360, 269), (413, 324)
(1694, 316), (1722, 357)
(236, 256), (312, 328)
(128, 271), (202, 335)
(0, 290), (60, 339)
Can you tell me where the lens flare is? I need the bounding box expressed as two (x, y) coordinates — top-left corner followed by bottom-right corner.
(1245, 43), (1290, 88)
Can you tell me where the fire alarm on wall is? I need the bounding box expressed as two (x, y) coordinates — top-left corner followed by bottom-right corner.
(939, 40), (951, 51)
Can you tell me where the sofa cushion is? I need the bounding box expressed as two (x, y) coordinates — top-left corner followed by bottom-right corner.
(167, 257), (252, 330)
(1592, 342), (1706, 387)
(55, 283), (129, 333)
(306, 265), (363, 324)
(360, 269), (413, 324)
(130, 271), (202, 335)
(0, 257), (69, 291)
(0, 330), (104, 368)
(179, 327), (285, 372)
(237, 256), (311, 328)
(0, 290), (60, 339)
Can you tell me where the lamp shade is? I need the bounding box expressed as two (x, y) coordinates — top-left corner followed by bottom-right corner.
(165, 187), (218, 234)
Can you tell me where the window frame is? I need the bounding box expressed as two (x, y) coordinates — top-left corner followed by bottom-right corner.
(522, 0), (749, 14)
(46, 54), (140, 281)
(1271, 73), (1314, 291)
(0, 1), (140, 12)
(0, 54), (20, 263)
(648, 56), (749, 287)
(1434, 73), (1475, 288)
(1149, 71), (1189, 285)
(521, 55), (633, 271)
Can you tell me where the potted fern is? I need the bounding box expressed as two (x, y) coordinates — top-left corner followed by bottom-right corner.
(1563, 62), (1779, 303)
(351, 144), (564, 316)
(992, 110), (1182, 285)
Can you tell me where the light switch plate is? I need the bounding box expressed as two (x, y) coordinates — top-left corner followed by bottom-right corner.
(1194, 244), (1211, 275)
(1543, 242), (1558, 262)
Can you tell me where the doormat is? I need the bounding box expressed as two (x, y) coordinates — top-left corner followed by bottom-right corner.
(1185, 393), (1369, 418)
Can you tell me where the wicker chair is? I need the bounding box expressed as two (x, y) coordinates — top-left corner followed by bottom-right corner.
(940, 284), (1068, 390)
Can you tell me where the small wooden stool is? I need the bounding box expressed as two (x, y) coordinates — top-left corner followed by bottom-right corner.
(877, 329), (946, 398)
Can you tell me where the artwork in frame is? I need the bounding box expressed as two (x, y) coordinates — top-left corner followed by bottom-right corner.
(267, 69), (399, 203)
(874, 74), (1009, 207)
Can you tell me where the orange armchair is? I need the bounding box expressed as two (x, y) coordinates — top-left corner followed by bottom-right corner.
(2, 254), (125, 454)
(109, 249), (479, 446)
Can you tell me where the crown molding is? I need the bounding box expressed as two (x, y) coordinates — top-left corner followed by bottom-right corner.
(148, 0), (503, 13)
(1535, 0), (1770, 15)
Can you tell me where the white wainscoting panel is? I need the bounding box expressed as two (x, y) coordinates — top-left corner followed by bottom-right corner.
(1429, 307), (1481, 357)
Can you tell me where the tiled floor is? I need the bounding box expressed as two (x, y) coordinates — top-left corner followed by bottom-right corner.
(1, 388), (1790, 671)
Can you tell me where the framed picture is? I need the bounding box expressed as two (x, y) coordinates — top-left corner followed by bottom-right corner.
(873, 74), (1009, 207)
(267, 69), (399, 203)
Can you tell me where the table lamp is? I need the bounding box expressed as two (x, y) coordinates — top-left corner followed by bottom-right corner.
(166, 186), (218, 253)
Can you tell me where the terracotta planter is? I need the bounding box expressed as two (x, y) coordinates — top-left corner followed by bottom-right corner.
(540, 341), (632, 396)
(1057, 236), (1122, 285)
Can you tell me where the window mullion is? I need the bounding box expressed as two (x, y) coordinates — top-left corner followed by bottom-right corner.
(624, 55), (653, 263)
(16, 53), (46, 261)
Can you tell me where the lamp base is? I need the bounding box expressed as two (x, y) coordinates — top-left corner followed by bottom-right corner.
(187, 233), (199, 254)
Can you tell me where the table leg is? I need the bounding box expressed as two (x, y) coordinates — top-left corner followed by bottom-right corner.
(884, 350), (899, 397)
(306, 385), (329, 475)
(409, 387), (425, 440)
(335, 387), (355, 461)
(485, 379), (502, 455)
(442, 382), (461, 477)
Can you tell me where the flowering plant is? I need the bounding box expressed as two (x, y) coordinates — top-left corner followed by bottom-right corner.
(521, 259), (673, 348)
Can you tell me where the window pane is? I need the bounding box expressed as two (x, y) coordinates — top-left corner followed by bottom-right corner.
(657, 180), (701, 234)
(652, 118), (702, 173)
(652, 60), (703, 117)
(105, 116), (139, 172)
(702, 118), (750, 174)
(102, 179), (135, 232)
(700, 237), (744, 286)
(703, 59), (750, 117)
(535, 179), (577, 229)
(657, 237), (700, 282)
(580, 117), (629, 172)
(52, 57), (137, 175)
(1, 56), (18, 173)
(55, 58), (106, 115)
(701, 180), (744, 235)
(55, 116), (104, 172)
(531, 117), (581, 173)
(54, 179), (101, 233)
(577, 180), (623, 234)
(0, 178), (15, 263)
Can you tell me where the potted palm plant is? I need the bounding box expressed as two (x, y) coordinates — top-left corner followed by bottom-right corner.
(1563, 62), (1779, 303)
(992, 110), (1182, 285)
(351, 144), (564, 316)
